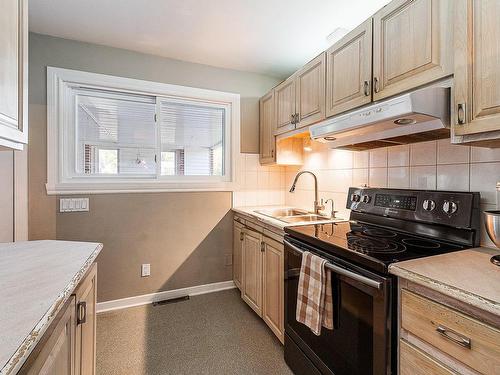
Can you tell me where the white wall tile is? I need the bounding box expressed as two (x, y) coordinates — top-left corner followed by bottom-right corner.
(324, 169), (353, 193)
(471, 147), (500, 163)
(436, 164), (469, 191)
(353, 151), (369, 169)
(352, 168), (369, 187)
(245, 153), (259, 171)
(388, 145), (409, 167)
(470, 162), (500, 205)
(369, 168), (388, 187)
(369, 148), (388, 168)
(410, 141), (437, 166)
(388, 167), (410, 188)
(257, 171), (269, 190)
(328, 149), (353, 170)
(410, 166), (437, 189)
(245, 171), (259, 190)
(437, 139), (470, 165)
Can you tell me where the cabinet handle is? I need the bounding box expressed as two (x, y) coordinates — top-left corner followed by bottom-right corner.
(271, 149), (274, 158)
(457, 103), (466, 125)
(260, 241), (265, 252)
(363, 80), (370, 96)
(240, 232), (244, 241)
(436, 325), (471, 349)
(77, 301), (87, 325)
(373, 77), (380, 93)
(290, 113), (295, 124)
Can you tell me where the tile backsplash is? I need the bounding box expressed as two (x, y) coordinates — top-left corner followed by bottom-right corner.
(233, 139), (499, 247)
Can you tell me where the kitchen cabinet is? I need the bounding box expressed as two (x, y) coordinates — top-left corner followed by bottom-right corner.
(74, 264), (97, 375)
(18, 264), (98, 375)
(274, 77), (296, 135)
(0, 0), (28, 150)
(372, 0), (454, 101)
(326, 19), (373, 116)
(294, 53), (326, 129)
(453, 0), (500, 146)
(233, 213), (285, 343)
(262, 236), (284, 343)
(242, 227), (263, 316)
(259, 90), (276, 164)
(19, 297), (76, 375)
(397, 279), (500, 375)
(233, 220), (244, 290)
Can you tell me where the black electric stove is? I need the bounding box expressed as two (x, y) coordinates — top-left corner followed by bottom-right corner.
(285, 187), (481, 275)
(283, 187), (481, 375)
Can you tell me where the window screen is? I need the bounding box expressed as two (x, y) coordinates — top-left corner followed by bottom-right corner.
(159, 99), (225, 176)
(76, 89), (157, 176)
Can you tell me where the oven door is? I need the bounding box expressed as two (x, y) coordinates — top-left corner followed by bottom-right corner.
(284, 237), (393, 375)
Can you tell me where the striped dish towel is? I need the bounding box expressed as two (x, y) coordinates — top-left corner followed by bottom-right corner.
(296, 251), (334, 335)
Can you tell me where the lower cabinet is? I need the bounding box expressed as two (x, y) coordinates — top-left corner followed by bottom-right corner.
(233, 216), (284, 343)
(19, 264), (98, 375)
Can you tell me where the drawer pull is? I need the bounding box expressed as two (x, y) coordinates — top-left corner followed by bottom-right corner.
(77, 301), (87, 325)
(436, 325), (471, 349)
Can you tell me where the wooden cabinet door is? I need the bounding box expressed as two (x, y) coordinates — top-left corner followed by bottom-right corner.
(295, 52), (326, 129)
(454, 0), (500, 138)
(21, 297), (76, 375)
(326, 19), (373, 117)
(274, 77), (296, 135)
(262, 236), (284, 343)
(233, 221), (244, 290)
(259, 90), (276, 164)
(373, 0), (454, 101)
(0, 0), (28, 148)
(399, 340), (456, 375)
(242, 228), (263, 316)
(74, 264), (97, 375)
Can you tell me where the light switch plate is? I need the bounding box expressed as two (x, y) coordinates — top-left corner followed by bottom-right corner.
(60, 198), (89, 212)
(141, 263), (151, 277)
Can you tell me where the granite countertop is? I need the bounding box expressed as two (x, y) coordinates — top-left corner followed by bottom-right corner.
(0, 240), (103, 375)
(232, 205), (346, 230)
(389, 246), (500, 316)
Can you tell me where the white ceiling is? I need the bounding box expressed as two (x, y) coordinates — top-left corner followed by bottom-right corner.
(29, 0), (390, 78)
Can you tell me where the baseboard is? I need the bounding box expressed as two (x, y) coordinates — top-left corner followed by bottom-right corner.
(96, 280), (236, 313)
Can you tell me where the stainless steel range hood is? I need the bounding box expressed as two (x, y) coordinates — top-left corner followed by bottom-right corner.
(309, 86), (451, 150)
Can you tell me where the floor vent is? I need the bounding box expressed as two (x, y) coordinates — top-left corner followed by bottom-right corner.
(152, 295), (190, 306)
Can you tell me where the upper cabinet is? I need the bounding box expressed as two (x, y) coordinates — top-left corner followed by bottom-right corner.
(259, 90), (276, 164)
(0, 0), (28, 150)
(372, 0), (454, 101)
(326, 19), (373, 116)
(274, 77), (296, 135)
(295, 53), (326, 129)
(453, 0), (500, 144)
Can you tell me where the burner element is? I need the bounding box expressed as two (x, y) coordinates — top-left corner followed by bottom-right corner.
(401, 238), (441, 249)
(348, 236), (406, 254)
(362, 228), (397, 238)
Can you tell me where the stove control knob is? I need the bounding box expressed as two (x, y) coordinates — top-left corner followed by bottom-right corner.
(422, 199), (435, 211)
(350, 193), (361, 202)
(361, 195), (371, 203)
(442, 200), (458, 215)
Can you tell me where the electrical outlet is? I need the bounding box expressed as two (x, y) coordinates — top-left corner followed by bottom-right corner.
(60, 198), (89, 212)
(141, 263), (151, 277)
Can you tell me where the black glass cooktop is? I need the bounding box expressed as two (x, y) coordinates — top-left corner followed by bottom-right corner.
(285, 221), (465, 273)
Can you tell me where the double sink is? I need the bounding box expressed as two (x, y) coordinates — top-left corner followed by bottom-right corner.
(254, 208), (332, 224)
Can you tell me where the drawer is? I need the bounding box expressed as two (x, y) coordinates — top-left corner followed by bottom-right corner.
(401, 289), (500, 375)
(400, 339), (456, 375)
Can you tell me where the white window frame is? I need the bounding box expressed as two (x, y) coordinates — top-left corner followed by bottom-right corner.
(47, 67), (241, 194)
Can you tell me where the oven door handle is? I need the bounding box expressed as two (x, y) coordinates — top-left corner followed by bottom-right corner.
(284, 239), (383, 290)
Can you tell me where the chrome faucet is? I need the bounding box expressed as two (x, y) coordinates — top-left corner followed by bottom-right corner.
(289, 170), (325, 215)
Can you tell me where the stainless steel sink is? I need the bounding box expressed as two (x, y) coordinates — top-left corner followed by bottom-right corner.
(254, 208), (309, 218)
(254, 208), (331, 223)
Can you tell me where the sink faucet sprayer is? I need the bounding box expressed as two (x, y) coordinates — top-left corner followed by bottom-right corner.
(289, 170), (325, 215)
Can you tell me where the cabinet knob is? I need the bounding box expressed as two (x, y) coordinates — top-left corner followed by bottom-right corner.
(260, 241), (265, 252)
(77, 301), (87, 325)
(363, 80), (370, 96)
(457, 103), (466, 125)
(373, 77), (380, 93)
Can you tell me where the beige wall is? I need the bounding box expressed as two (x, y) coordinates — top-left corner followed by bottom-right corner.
(28, 33), (280, 302)
(0, 150), (14, 242)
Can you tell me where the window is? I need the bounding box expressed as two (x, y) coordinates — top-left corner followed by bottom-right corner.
(47, 67), (240, 194)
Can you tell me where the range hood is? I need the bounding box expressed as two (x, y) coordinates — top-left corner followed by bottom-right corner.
(309, 86), (451, 150)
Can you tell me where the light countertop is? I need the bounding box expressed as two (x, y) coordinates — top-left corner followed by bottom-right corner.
(0, 240), (103, 375)
(389, 246), (500, 316)
(232, 205), (346, 230)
